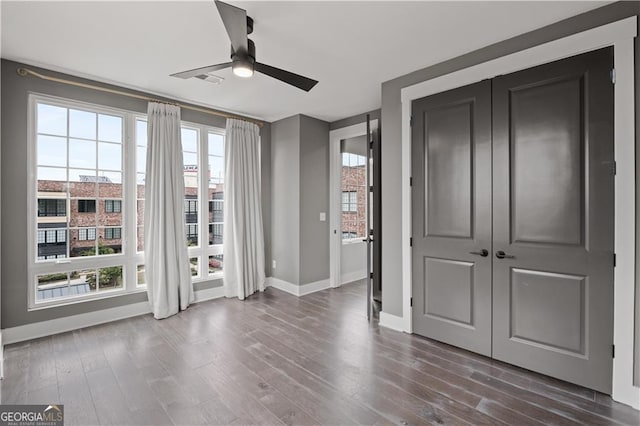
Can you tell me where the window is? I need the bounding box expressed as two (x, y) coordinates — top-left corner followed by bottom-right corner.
(78, 227), (97, 241)
(37, 228), (67, 260)
(207, 132), (225, 274)
(342, 191), (358, 213)
(104, 227), (121, 239)
(105, 199), (121, 213)
(31, 95), (227, 308)
(341, 151), (367, 241)
(182, 127), (200, 247)
(33, 97), (125, 306)
(38, 199), (66, 217)
(77, 199), (96, 213)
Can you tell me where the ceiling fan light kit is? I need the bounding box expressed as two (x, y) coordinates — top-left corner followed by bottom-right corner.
(231, 39), (255, 78)
(171, 1), (318, 92)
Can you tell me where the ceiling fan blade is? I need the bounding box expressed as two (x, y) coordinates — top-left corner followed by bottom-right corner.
(170, 62), (232, 79)
(215, 0), (248, 54)
(255, 62), (318, 92)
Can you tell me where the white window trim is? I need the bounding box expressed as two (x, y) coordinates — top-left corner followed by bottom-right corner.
(399, 17), (638, 408)
(28, 94), (141, 310)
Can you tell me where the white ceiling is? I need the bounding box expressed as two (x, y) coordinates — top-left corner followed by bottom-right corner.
(1, 1), (609, 123)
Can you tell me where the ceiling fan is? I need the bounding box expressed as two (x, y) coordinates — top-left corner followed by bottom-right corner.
(171, 0), (319, 92)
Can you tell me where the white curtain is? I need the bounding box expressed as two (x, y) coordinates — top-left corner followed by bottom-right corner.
(224, 118), (266, 299)
(144, 102), (194, 319)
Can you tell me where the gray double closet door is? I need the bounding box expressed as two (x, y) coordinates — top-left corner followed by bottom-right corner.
(411, 47), (614, 393)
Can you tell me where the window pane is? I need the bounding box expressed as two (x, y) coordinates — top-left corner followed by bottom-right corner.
(38, 104), (67, 136)
(98, 172), (122, 198)
(136, 147), (147, 174)
(136, 120), (147, 147)
(181, 128), (198, 153)
(38, 135), (67, 167)
(98, 114), (122, 143)
(68, 139), (96, 169)
(137, 264), (146, 286)
(37, 270), (90, 301)
(98, 142), (122, 171)
(209, 156), (224, 184)
(137, 200), (145, 252)
(341, 148), (366, 240)
(69, 109), (96, 139)
(208, 254), (223, 274)
(38, 167), (66, 182)
(189, 257), (199, 278)
(95, 266), (123, 291)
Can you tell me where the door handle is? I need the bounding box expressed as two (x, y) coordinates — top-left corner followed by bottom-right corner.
(469, 249), (489, 257)
(495, 250), (515, 259)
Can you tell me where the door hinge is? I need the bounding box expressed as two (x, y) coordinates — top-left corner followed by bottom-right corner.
(410, 297), (413, 307)
(612, 344), (615, 358)
(610, 68), (616, 84)
(410, 116), (413, 127)
(369, 185), (374, 192)
(613, 253), (616, 267)
(369, 272), (374, 279)
(410, 237), (413, 247)
(612, 161), (616, 176)
(410, 177), (413, 187)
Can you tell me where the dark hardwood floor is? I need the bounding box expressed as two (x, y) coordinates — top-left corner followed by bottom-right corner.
(1, 281), (638, 425)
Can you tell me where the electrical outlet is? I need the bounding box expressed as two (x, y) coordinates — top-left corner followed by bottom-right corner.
(272, 260), (277, 269)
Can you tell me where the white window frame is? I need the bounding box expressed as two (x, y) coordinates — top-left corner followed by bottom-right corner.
(181, 121), (226, 281)
(29, 94), (137, 309)
(28, 94), (227, 309)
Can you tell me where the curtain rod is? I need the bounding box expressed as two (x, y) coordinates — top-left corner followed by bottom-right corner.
(16, 67), (264, 128)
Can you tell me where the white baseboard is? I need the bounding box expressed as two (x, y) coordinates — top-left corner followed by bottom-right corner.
(265, 277), (300, 296)
(299, 278), (331, 296)
(266, 277), (331, 297)
(379, 311), (405, 333)
(2, 286), (225, 345)
(3, 300), (151, 345)
(341, 269), (367, 285)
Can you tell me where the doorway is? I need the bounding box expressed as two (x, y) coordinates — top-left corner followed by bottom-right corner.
(329, 118), (380, 317)
(411, 48), (614, 393)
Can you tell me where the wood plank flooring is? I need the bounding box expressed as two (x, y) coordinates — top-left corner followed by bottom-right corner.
(1, 281), (638, 425)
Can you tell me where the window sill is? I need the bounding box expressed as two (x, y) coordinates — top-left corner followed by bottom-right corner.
(28, 286), (147, 312)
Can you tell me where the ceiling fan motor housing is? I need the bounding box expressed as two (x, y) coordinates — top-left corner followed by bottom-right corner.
(231, 38), (256, 69)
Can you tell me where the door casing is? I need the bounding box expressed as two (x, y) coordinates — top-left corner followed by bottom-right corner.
(397, 17), (637, 406)
(329, 120), (378, 289)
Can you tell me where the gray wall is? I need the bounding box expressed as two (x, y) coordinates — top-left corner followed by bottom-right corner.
(270, 114), (330, 286)
(299, 115), (330, 285)
(261, 122), (272, 278)
(270, 115), (301, 284)
(380, 1), (640, 320)
(0, 59), (272, 328)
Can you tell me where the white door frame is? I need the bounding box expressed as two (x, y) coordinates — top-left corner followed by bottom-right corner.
(399, 17), (638, 407)
(329, 120), (378, 288)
